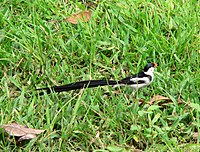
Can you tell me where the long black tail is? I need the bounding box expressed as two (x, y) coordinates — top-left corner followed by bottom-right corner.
(37, 80), (118, 95)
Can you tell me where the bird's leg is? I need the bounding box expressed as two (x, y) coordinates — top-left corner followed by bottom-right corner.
(133, 88), (141, 98)
(132, 89), (136, 97)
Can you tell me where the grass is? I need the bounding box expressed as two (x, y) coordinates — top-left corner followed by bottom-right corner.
(0, 0), (200, 151)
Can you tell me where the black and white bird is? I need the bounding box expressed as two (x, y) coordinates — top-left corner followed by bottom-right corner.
(37, 63), (157, 95)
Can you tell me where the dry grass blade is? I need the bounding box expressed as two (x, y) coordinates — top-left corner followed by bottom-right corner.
(147, 95), (171, 105)
(67, 11), (91, 24)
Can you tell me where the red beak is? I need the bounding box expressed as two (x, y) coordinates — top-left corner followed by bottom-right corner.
(154, 63), (157, 68)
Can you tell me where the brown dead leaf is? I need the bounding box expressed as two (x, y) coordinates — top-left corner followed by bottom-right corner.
(148, 95), (171, 105)
(138, 99), (145, 106)
(134, 149), (143, 152)
(1, 122), (45, 141)
(193, 132), (199, 140)
(18, 134), (37, 142)
(67, 11), (91, 24)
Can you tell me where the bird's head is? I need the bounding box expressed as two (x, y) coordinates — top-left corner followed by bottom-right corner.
(143, 63), (157, 74)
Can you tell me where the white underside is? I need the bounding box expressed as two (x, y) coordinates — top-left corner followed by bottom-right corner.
(112, 67), (155, 95)
(113, 81), (151, 90)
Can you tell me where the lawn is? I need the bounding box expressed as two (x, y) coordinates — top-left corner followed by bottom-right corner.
(0, 0), (200, 151)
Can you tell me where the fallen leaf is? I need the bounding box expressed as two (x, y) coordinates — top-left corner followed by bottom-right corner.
(138, 99), (145, 106)
(18, 134), (36, 142)
(1, 122), (45, 142)
(193, 132), (198, 140)
(134, 149), (143, 152)
(67, 11), (91, 24)
(2, 123), (27, 137)
(148, 95), (171, 105)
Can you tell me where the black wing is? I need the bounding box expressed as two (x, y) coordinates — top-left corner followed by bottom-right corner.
(119, 71), (147, 85)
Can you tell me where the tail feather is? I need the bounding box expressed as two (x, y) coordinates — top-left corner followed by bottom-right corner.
(37, 80), (117, 95)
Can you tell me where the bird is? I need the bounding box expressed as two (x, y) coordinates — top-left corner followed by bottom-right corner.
(37, 63), (157, 95)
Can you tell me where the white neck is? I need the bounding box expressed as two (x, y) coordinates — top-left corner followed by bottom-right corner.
(144, 67), (155, 80)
